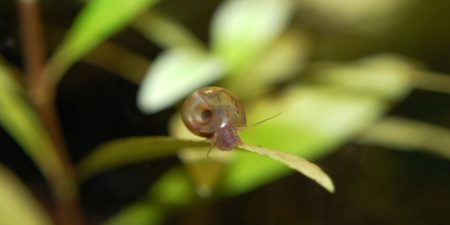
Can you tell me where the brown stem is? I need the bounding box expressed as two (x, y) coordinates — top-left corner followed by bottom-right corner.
(17, 1), (84, 225)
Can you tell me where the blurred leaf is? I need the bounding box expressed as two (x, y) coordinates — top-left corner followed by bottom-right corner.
(149, 167), (198, 207)
(105, 167), (196, 225)
(77, 136), (208, 180)
(311, 55), (413, 100)
(47, 0), (160, 84)
(137, 47), (224, 113)
(224, 29), (311, 99)
(46, 27), (150, 84)
(358, 117), (450, 159)
(218, 56), (414, 195)
(0, 60), (66, 188)
(133, 11), (204, 49)
(0, 165), (53, 225)
(410, 70), (450, 94)
(211, 0), (293, 73)
(105, 202), (164, 225)
(83, 41), (151, 83)
(297, 0), (413, 32)
(238, 144), (335, 192)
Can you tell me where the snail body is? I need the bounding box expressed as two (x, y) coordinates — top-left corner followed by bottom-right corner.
(182, 87), (246, 150)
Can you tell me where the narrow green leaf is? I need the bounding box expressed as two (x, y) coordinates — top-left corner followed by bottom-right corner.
(132, 11), (204, 49)
(358, 117), (450, 159)
(48, 0), (160, 84)
(77, 136), (208, 180)
(211, 0), (292, 73)
(410, 70), (450, 94)
(0, 165), (53, 225)
(238, 144), (334, 193)
(83, 41), (151, 84)
(0, 60), (65, 187)
(137, 47), (224, 113)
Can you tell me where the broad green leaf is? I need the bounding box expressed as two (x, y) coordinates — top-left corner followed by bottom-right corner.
(223, 29), (311, 99)
(76, 136), (208, 180)
(0, 60), (66, 188)
(238, 144), (334, 193)
(219, 56), (414, 195)
(47, 0), (160, 84)
(137, 47), (224, 113)
(0, 165), (53, 225)
(211, 0), (292, 73)
(358, 117), (450, 159)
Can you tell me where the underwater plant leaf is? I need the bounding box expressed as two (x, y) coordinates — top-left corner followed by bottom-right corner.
(47, 0), (160, 84)
(211, 0), (292, 73)
(0, 60), (66, 187)
(77, 136), (208, 180)
(137, 47), (224, 113)
(238, 144), (334, 192)
(410, 70), (450, 94)
(132, 11), (204, 49)
(223, 29), (311, 99)
(219, 56), (414, 195)
(104, 202), (164, 225)
(83, 41), (151, 84)
(0, 165), (53, 225)
(104, 167), (196, 225)
(358, 117), (450, 159)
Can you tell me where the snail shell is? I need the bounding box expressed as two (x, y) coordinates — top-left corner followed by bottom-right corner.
(181, 87), (246, 150)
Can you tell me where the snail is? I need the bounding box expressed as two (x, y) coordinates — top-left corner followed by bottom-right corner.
(182, 86), (246, 151)
(181, 87), (335, 193)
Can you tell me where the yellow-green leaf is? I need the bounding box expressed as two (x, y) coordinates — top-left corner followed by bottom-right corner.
(137, 47), (224, 113)
(48, 0), (160, 84)
(211, 0), (292, 73)
(77, 136), (208, 180)
(219, 56), (414, 195)
(0, 59), (65, 188)
(358, 117), (450, 159)
(238, 144), (334, 193)
(132, 11), (204, 49)
(0, 165), (53, 225)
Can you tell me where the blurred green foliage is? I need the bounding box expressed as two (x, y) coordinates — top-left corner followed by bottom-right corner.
(0, 0), (449, 225)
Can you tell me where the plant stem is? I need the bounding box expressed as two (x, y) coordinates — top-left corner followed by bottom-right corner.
(17, 0), (84, 225)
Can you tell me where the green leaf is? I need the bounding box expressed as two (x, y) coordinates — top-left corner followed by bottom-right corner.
(47, 0), (160, 84)
(132, 11), (204, 49)
(223, 29), (311, 99)
(0, 60), (66, 187)
(104, 202), (164, 225)
(0, 165), (53, 225)
(358, 117), (450, 159)
(211, 0), (292, 73)
(238, 144), (334, 193)
(77, 136), (208, 180)
(218, 57), (413, 195)
(137, 47), (224, 113)
(104, 167), (196, 225)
